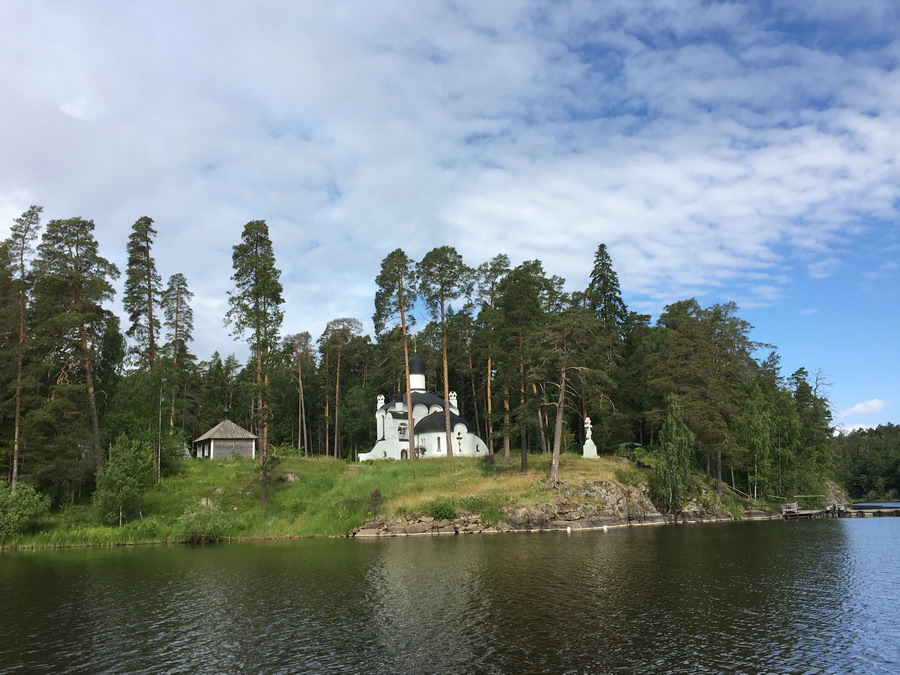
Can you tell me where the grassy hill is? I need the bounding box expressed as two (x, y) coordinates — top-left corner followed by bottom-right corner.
(4, 453), (637, 549)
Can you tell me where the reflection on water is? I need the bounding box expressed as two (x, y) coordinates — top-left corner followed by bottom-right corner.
(1, 519), (898, 673)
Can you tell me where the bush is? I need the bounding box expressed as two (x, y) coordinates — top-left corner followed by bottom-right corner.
(0, 483), (50, 539)
(368, 489), (385, 516)
(94, 435), (155, 526)
(614, 466), (645, 487)
(176, 505), (230, 544)
(427, 499), (457, 520)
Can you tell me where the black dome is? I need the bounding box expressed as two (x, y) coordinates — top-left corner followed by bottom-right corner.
(409, 353), (426, 376)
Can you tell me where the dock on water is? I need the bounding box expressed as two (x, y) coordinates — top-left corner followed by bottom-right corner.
(782, 502), (900, 519)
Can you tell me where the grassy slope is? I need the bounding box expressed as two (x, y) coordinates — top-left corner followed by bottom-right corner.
(5, 453), (628, 548)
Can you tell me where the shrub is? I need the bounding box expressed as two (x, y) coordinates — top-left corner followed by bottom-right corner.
(427, 499), (457, 520)
(368, 489), (385, 516)
(481, 506), (506, 526)
(614, 466), (645, 487)
(176, 505), (230, 544)
(94, 435), (155, 526)
(0, 483), (50, 539)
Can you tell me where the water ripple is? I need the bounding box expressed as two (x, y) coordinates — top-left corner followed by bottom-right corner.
(1, 520), (899, 673)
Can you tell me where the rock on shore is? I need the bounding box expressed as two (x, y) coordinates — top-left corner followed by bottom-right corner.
(349, 479), (780, 537)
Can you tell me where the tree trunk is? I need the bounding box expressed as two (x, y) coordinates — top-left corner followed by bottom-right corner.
(519, 347), (526, 472)
(533, 383), (548, 454)
(297, 352), (308, 456)
(399, 279), (416, 459)
(548, 366), (568, 486)
(468, 353), (480, 441)
(334, 346), (342, 459)
(169, 294), (181, 430)
(486, 355), (494, 455)
(79, 320), (102, 467)
(440, 297), (454, 458)
(257, 342), (268, 503)
(503, 387), (511, 459)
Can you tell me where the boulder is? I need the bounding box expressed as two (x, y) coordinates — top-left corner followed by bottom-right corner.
(355, 529), (382, 538)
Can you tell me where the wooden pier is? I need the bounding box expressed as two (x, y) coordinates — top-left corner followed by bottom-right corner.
(781, 503), (844, 519)
(782, 502), (900, 519)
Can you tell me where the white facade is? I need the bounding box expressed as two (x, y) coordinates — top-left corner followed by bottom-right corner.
(358, 354), (488, 460)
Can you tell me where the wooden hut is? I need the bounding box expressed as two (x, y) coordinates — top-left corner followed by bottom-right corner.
(193, 419), (257, 459)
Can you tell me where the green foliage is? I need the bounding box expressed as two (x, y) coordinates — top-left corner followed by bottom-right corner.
(427, 499), (458, 520)
(123, 216), (162, 366)
(367, 489), (385, 516)
(654, 394), (695, 511)
(834, 423), (900, 500)
(94, 436), (155, 526)
(0, 483), (50, 539)
(176, 505), (230, 544)
(614, 466), (645, 487)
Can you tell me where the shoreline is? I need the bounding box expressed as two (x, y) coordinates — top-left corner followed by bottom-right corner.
(349, 508), (784, 538)
(0, 510), (788, 552)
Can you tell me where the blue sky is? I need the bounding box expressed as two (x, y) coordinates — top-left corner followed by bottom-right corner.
(0, 1), (898, 432)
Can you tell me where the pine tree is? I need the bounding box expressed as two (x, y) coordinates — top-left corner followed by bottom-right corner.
(2, 205), (42, 490)
(318, 318), (363, 458)
(474, 254), (510, 455)
(161, 273), (194, 431)
(32, 217), (119, 469)
(373, 249), (418, 458)
(418, 246), (474, 458)
(285, 332), (313, 455)
(226, 220), (283, 502)
(122, 216), (165, 478)
(123, 216), (162, 368)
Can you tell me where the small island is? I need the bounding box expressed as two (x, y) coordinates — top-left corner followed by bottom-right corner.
(2, 217), (883, 549)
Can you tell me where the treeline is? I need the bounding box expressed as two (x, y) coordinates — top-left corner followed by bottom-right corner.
(2, 206), (836, 511)
(833, 425), (900, 500)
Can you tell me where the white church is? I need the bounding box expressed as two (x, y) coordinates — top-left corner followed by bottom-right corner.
(358, 353), (488, 460)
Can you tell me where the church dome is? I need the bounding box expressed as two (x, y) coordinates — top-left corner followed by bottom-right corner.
(409, 353), (426, 376)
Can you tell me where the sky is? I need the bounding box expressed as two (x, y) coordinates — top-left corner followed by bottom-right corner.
(1, 1), (898, 433)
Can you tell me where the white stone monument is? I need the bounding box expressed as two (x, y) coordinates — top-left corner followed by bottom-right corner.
(582, 416), (598, 458)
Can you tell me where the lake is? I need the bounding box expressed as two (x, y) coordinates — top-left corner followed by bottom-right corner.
(2, 518), (898, 673)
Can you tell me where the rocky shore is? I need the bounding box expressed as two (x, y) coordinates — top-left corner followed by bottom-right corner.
(350, 479), (781, 537)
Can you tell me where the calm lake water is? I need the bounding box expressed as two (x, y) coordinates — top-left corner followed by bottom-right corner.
(2, 518), (898, 674)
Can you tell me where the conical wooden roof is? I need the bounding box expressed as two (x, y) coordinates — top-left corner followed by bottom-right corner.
(194, 419), (258, 442)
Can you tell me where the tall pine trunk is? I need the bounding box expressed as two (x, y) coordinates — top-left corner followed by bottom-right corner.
(503, 387), (511, 459)
(440, 296), (454, 458)
(548, 366), (568, 486)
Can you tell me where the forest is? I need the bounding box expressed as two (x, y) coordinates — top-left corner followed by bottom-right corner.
(0, 206), (890, 532)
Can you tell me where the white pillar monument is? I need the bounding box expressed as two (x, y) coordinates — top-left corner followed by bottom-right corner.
(582, 416), (598, 458)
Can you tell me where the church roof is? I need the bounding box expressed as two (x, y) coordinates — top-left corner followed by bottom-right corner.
(409, 353), (426, 376)
(383, 391), (445, 412)
(415, 411), (473, 434)
(194, 419), (258, 442)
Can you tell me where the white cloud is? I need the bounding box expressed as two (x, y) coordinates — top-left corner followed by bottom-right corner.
(839, 399), (888, 420)
(1, 0), (900, 361)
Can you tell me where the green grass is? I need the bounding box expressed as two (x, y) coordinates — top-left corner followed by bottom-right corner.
(0, 453), (649, 549)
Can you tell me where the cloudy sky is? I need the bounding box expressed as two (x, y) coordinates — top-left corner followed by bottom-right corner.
(1, 1), (898, 432)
